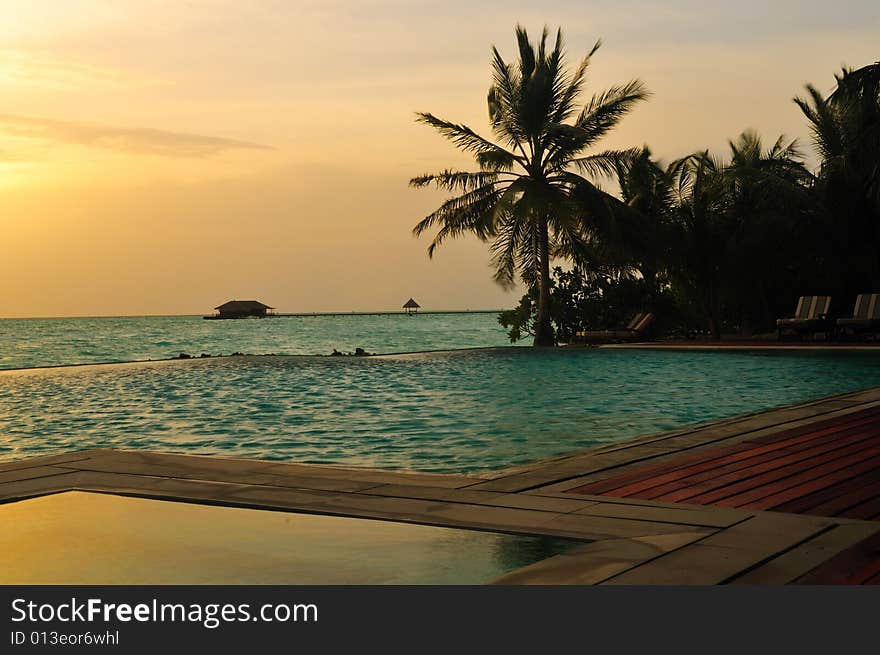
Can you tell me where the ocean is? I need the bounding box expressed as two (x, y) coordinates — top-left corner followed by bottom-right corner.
(0, 313), (515, 370)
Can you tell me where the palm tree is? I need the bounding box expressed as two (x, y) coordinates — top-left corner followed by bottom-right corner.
(723, 131), (814, 331)
(613, 146), (676, 291)
(410, 26), (648, 346)
(795, 63), (880, 292)
(615, 135), (813, 338)
(665, 152), (730, 340)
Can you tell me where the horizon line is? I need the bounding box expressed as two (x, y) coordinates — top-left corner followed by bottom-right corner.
(0, 308), (510, 320)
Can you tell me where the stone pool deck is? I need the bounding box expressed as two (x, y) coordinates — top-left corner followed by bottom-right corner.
(2, 385), (880, 584)
(605, 340), (880, 351)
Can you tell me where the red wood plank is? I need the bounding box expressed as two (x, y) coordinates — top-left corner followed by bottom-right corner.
(651, 441), (880, 504)
(672, 445), (880, 506)
(619, 426), (880, 500)
(839, 493), (880, 520)
(801, 480), (880, 517)
(746, 407), (880, 444)
(770, 468), (880, 514)
(570, 419), (880, 498)
(568, 402), (880, 526)
(567, 441), (754, 495)
(571, 410), (880, 496)
(714, 452), (880, 510)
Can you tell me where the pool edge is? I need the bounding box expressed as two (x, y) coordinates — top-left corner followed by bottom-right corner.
(2, 385), (879, 585)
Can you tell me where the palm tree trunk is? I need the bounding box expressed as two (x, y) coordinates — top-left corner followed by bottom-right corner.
(756, 278), (771, 332)
(534, 217), (555, 347)
(709, 299), (722, 341)
(703, 286), (722, 341)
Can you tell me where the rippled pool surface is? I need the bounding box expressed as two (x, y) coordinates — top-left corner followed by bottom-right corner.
(3, 348), (880, 472)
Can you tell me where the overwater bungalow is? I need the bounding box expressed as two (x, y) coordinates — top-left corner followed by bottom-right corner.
(206, 300), (274, 320)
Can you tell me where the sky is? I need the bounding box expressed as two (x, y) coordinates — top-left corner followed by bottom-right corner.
(0, 0), (878, 317)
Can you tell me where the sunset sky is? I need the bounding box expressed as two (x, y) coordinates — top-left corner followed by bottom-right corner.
(1, 0), (877, 317)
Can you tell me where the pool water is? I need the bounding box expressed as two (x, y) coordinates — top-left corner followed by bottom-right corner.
(2, 348), (880, 472)
(0, 492), (578, 584)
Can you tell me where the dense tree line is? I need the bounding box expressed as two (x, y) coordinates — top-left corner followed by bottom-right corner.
(412, 26), (879, 343)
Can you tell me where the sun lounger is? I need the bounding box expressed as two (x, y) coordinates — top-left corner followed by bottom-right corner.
(837, 293), (880, 337)
(776, 295), (832, 339)
(574, 313), (654, 344)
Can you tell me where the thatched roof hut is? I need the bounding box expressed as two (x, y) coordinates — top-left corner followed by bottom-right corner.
(403, 298), (421, 314)
(213, 300), (274, 319)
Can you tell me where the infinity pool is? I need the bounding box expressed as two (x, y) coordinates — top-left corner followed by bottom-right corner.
(1, 492), (577, 584)
(2, 348), (880, 472)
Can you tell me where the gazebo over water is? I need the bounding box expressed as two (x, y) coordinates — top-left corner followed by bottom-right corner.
(403, 298), (421, 315)
(207, 300), (274, 320)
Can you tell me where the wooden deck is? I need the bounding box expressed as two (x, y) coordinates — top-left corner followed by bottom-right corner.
(560, 403), (880, 583)
(2, 381), (880, 584)
(567, 406), (880, 520)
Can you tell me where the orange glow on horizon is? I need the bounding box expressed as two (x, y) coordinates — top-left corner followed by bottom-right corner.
(0, 1), (878, 317)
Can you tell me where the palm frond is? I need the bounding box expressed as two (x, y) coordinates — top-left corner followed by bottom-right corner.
(414, 112), (523, 164)
(569, 148), (642, 178)
(489, 210), (530, 288)
(476, 149), (518, 171)
(574, 79), (651, 145)
(549, 42), (599, 124)
(515, 24), (538, 81)
(412, 184), (501, 248)
(488, 48), (526, 148)
(541, 81), (649, 167)
(794, 85), (844, 161)
(409, 170), (502, 193)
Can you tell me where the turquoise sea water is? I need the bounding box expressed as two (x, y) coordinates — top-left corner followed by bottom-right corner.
(3, 346), (880, 472)
(0, 313), (513, 370)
